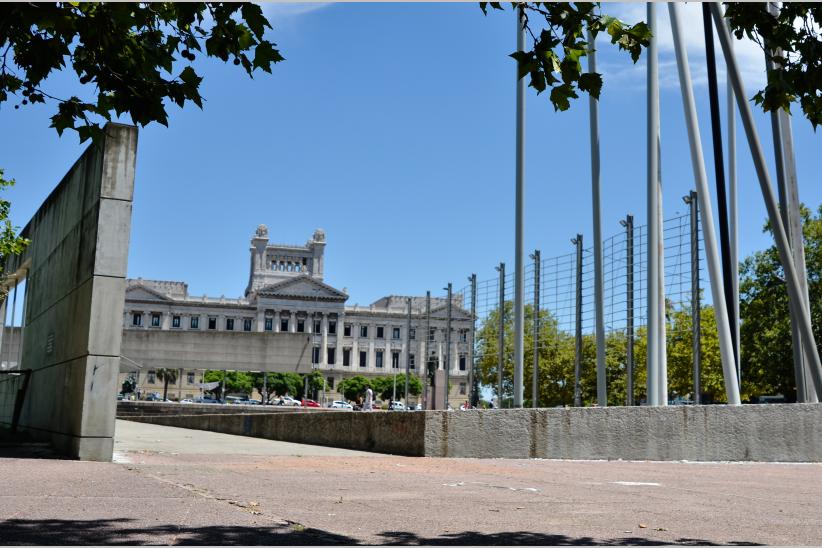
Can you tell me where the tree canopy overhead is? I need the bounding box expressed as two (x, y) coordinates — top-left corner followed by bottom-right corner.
(0, 2), (283, 142)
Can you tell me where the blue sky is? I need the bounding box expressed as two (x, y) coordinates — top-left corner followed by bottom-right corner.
(1, 3), (820, 305)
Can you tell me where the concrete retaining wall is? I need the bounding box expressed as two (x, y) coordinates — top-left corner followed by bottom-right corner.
(117, 401), (332, 417)
(1, 123), (137, 461)
(121, 403), (822, 462)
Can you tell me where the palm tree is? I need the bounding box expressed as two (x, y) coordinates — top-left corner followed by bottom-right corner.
(156, 368), (179, 401)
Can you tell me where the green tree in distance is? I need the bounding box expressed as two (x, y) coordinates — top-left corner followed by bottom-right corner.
(155, 368), (179, 401)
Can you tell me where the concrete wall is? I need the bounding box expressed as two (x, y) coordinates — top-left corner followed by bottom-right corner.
(122, 404), (822, 462)
(116, 401), (332, 417)
(0, 124), (137, 461)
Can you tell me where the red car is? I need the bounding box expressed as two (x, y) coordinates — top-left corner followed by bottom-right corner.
(301, 398), (321, 408)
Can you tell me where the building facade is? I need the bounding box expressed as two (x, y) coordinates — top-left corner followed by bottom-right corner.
(119, 226), (473, 407)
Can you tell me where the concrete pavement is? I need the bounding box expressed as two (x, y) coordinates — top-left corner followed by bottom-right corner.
(1, 419), (820, 545)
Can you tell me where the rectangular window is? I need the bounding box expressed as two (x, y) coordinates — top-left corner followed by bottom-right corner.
(359, 351), (367, 368)
(190, 316), (199, 329)
(208, 317), (217, 330)
(376, 326), (384, 339)
(264, 318), (273, 331)
(147, 370), (156, 384)
(314, 319), (322, 333)
(409, 328), (416, 340)
(243, 318), (252, 332)
(343, 348), (351, 366)
(360, 325), (368, 338)
(226, 318), (234, 331)
(376, 350), (384, 368)
(281, 318), (289, 332)
(312, 346), (320, 364)
(327, 376), (335, 390)
(428, 327), (436, 342)
(459, 355), (467, 371)
(459, 382), (467, 395)
(187, 372), (195, 384)
(344, 323), (352, 337)
(151, 313), (161, 327)
(297, 319), (305, 332)
(392, 351), (400, 368)
(132, 313), (142, 327)
(328, 320), (337, 335)
(392, 327), (401, 340)
(327, 347), (336, 365)
(409, 354), (416, 369)
(460, 330), (468, 343)
(172, 316), (181, 328)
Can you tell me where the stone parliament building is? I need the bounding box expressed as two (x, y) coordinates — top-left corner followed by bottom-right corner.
(119, 226), (473, 407)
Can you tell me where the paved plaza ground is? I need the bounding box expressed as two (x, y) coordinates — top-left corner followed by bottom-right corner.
(1, 419), (820, 545)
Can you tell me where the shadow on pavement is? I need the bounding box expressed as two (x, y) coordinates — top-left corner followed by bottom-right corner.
(0, 519), (764, 546)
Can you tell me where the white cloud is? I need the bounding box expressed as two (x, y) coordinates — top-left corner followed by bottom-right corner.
(259, 2), (331, 22)
(603, 3), (767, 93)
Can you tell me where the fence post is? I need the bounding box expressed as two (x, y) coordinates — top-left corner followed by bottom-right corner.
(572, 235), (583, 407)
(496, 262), (505, 407)
(469, 274), (478, 407)
(685, 191), (702, 404)
(530, 250), (541, 408)
(621, 215), (635, 406)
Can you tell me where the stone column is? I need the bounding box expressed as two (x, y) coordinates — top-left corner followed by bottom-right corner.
(321, 313), (329, 367)
(256, 308), (265, 332)
(274, 310), (280, 333)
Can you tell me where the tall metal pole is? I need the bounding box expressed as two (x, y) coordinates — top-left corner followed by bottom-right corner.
(469, 274), (478, 407)
(669, 1), (739, 404)
(530, 250), (540, 408)
(496, 263), (505, 407)
(711, 2), (822, 397)
(573, 235), (583, 408)
(263, 370), (268, 404)
(621, 215), (635, 406)
(646, 2), (661, 406)
(444, 283), (453, 410)
(425, 291), (431, 410)
(404, 297), (411, 408)
(513, 5), (526, 409)
(764, 1), (815, 402)
(588, 27), (607, 407)
(703, 4), (738, 383)
(726, 16), (740, 389)
(685, 191), (702, 405)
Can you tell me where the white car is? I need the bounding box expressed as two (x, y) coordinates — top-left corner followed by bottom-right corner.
(180, 399), (194, 404)
(275, 396), (301, 407)
(329, 400), (353, 410)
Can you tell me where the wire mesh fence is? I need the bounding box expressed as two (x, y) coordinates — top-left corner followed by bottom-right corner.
(456, 211), (705, 407)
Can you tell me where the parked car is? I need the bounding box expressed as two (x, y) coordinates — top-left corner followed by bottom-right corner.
(274, 396), (301, 407)
(193, 397), (222, 404)
(180, 399), (194, 404)
(329, 400), (353, 410)
(388, 401), (405, 411)
(414, 403), (423, 411)
(144, 393), (165, 402)
(301, 398), (321, 408)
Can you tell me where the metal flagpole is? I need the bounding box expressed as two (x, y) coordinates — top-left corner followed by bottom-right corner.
(669, 2), (740, 404)
(621, 215), (635, 406)
(588, 26), (607, 407)
(657, 137), (667, 406)
(710, 2), (822, 397)
(404, 297), (411, 408)
(530, 250), (540, 408)
(685, 191), (702, 404)
(496, 263), (505, 407)
(646, 2), (661, 406)
(703, 4), (739, 385)
(425, 291), (431, 410)
(573, 235), (583, 408)
(513, 5), (526, 409)
(444, 283), (452, 410)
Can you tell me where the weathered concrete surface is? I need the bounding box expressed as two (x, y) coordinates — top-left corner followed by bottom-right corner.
(0, 123), (137, 461)
(124, 403), (822, 462)
(116, 400), (334, 417)
(1, 419), (821, 545)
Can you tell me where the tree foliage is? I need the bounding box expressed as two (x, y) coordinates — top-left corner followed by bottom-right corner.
(155, 368), (179, 401)
(724, 3), (822, 128)
(202, 370), (253, 399)
(740, 205), (822, 401)
(480, 2), (651, 111)
(0, 170), (28, 288)
(0, 2), (283, 142)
